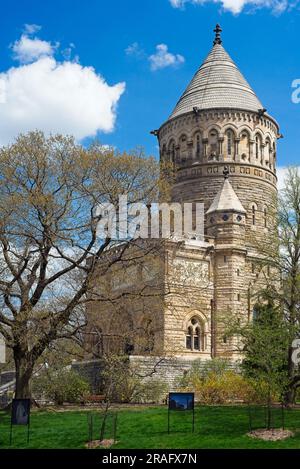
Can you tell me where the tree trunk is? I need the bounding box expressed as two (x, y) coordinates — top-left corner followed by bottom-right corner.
(14, 348), (34, 399)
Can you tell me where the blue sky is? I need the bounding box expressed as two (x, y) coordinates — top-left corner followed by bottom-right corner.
(0, 0), (300, 169)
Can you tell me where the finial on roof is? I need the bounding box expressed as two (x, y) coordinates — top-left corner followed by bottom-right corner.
(223, 166), (229, 179)
(213, 24), (222, 46)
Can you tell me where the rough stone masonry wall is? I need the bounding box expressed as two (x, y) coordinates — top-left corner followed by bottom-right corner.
(129, 355), (240, 393)
(71, 356), (241, 399)
(172, 167), (276, 250)
(163, 243), (214, 358)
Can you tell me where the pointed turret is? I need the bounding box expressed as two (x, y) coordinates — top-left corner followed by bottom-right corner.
(206, 168), (246, 247)
(168, 25), (263, 121)
(207, 168), (246, 216)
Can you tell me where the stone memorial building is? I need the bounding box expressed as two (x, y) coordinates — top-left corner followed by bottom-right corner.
(85, 25), (280, 381)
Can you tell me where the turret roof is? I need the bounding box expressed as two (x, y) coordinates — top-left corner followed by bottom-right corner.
(169, 25), (263, 121)
(206, 177), (246, 215)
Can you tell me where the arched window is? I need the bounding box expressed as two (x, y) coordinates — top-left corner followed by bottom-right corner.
(226, 129), (234, 157)
(168, 140), (175, 163)
(194, 132), (201, 159)
(239, 131), (250, 161)
(186, 326), (193, 350)
(185, 317), (204, 351)
(208, 129), (219, 159)
(265, 138), (272, 167)
(194, 327), (201, 350)
(179, 134), (187, 162)
(250, 203), (257, 226)
(255, 134), (262, 159)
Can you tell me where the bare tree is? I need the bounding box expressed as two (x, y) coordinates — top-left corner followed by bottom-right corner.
(0, 131), (168, 398)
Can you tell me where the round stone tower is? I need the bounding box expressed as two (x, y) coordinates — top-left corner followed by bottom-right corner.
(156, 24), (280, 252)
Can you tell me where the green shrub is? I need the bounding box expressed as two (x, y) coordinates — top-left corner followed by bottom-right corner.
(33, 367), (90, 405)
(131, 379), (168, 404)
(178, 358), (283, 405)
(178, 358), (258, 404)
(186, 370), (251, 404)
(178, 358), (232, 389)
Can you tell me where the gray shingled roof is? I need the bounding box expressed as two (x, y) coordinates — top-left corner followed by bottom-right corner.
(206, 178), (246, 215)
(169, 43), (263, 120)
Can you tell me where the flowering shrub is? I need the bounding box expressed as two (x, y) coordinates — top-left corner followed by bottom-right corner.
(177, 358), (278, 404)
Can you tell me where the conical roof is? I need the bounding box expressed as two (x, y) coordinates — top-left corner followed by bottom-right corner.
(169, 38), (263, 120)
(206, 178), (246, 215)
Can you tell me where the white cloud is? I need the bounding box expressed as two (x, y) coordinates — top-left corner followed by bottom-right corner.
(169, 0), (296, 14)
(23, 24), (42, 35)
(125, 42), (145, 58)
(0, 29), (126, 145)
(12, 34), (57, 64)
(149, 44), (185, 71)
(61, 43), (76, 61)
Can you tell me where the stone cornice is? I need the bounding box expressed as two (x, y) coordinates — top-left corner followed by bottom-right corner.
(157, 108), (279, 140)
(174, 161), (277, 188)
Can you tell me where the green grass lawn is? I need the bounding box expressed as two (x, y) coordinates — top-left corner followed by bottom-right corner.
(1, 405), (300, 449)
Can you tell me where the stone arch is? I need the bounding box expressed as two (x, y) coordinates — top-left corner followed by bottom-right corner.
(167, 138), (176, 163)
(254, 132), (263, 162)
(264, 136), (273, 169)
(204, 123), (222, 138)
(178, 133), (188, 163)
(239, 128), (251, 162)
(222, 123), (238, 134)
(264, 131), (273, 143)
(224, 127), (235, 160)
(238, 124), (253, 138)
(249, 202), (258, 226)
(207, 127), (219, 161)
(254, 128), (264, 141)
(182, 311), (209, 352)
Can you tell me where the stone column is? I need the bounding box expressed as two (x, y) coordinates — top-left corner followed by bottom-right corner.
(234, 138), (240, 161)
(202, 138), (208, 159)
(249, 139), (255, 163)
(218, 137), (224, 161)
(187, 140), (193, 164)
(261, 143), (265, 166)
